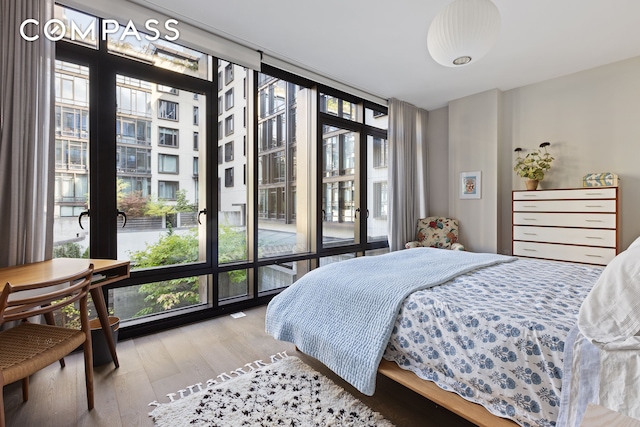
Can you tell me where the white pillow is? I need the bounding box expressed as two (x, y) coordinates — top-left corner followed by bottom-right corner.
(578, 245), (640, 344)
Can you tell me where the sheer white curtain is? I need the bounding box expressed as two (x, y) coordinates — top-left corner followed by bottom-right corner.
(387, 98), (429, 251)
(0, 0), (55, 268)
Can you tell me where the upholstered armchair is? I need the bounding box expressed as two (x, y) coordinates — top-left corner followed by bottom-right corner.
(405, 217), (465, 250)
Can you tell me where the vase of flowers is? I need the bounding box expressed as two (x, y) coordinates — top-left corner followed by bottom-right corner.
(514, 142), (554, 190)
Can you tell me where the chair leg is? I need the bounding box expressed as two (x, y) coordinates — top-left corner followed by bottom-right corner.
(43, 312), (65, 368)
(21, 378), (28, 402)
(83, 338), (94, 410)
(80, 299), (95, 411)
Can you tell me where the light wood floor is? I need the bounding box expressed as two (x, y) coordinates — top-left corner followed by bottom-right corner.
(3, 306), (476, 427)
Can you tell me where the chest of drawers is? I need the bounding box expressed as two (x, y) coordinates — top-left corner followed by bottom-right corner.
(512, 188), (619, 265)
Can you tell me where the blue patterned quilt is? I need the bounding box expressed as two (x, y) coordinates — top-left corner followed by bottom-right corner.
(266, 248), (514, 395)
(384, 258), (603, 427)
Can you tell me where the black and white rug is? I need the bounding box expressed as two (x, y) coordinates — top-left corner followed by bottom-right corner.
(149, 353), (394, 427)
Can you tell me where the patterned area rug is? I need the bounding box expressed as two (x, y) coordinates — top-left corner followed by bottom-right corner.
(149, 353), (394, 427)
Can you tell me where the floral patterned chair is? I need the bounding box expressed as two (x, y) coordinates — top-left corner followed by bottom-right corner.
(405, 217), (465, 250)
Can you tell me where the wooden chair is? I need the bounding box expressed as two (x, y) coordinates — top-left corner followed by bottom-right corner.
(0, 264), (94, 427)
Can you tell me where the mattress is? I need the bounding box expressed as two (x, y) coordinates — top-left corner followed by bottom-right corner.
(383, 258), (603, 427)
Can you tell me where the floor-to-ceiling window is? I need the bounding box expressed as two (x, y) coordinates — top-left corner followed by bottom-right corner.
(51, 5), (388, 339)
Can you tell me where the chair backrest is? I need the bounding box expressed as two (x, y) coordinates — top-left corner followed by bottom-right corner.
(415, 217), (460, 249)
(0, 265), (94, 325)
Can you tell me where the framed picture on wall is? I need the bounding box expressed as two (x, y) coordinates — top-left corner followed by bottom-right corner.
(460, 171), (482, 199)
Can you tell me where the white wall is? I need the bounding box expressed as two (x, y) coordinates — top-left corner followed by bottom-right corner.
(426, 106), (449, 217)
(500, 56), (640, 252)
(428, 56), (640, 253)
(448, 89), (501, 253)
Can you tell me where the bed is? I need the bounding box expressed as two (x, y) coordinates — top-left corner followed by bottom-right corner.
(265, 246), (639, 427)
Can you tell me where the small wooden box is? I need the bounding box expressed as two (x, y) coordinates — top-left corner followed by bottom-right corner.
(582, 172), (619, 187)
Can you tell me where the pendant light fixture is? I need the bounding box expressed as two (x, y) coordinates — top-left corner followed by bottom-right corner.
(427, 0), (501, 67)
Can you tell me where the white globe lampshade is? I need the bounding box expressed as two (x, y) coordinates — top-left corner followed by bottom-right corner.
(427, 0), (501, 67)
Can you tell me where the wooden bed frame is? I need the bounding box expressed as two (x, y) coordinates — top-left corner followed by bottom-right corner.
(378, 359), (519, 427)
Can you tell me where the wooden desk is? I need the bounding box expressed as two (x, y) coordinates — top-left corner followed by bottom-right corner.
(0, 258), (130, 368)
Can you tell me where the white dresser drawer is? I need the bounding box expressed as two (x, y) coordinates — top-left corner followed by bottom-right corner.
(513, 199), (616, 213)
(513, 212), (616, 228)
(513, 226), (617, 247)
(513, 241), (615, 265)
(513, 188), (617, 200)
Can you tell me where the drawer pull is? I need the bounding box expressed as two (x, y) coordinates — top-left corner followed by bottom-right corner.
(585, 236), (603, 239)
(585, 192), (603, 196)
(523, 232), (537, 236)
(522, 194), (538, 197)
(585, 220), (603, 223)
(585, 254), (603, 258)
(585, 205), (603, 208)
(523, 205), (538, 208)
(523, 248), (537, 252)
(523, 218), (538, 221)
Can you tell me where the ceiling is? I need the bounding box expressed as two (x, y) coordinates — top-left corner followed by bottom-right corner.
(132, 0), (640, 110)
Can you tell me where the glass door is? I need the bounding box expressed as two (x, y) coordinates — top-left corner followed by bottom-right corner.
(112, 74), (210, 319)
(321, 124), (360, 248)
(52, 59), (91, 259)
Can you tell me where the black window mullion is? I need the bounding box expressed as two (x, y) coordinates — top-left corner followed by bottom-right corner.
(251, 69), (260, 300)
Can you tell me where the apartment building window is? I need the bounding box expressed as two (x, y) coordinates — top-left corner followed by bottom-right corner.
(289, 146), (297, 181)
(158, 153), (179, 174)
(119, 176), (151, 197)
(323, 132), (355, 177)
(243, 164), (246, 185)
(272, 151), (286, 182)
(373, 182), (388, 219)
(116, 146), (151, 173)
(224, 63), (233, 84)
(193, 131), (199, 150)
(56, 75), (84, 103)
(116, 85), (151, 118)
(193, 157), (199, 176)
(218, 96), (222, 115)
(55, 106), (89, 138)
(257, 156), (265, 185)
(373, 137), (388, 168)
(224, 167), (234, 187)
(55, 139), (88, 170)
(225, 141), (234, 162)
(158, 180), (179, 200)
(218, 121), (222, 140)
(225, 88), (234, 110)
(193, 106), (199, 125)
(116, 118), (151, 145)
(55, 173), (88, 206)
(225, 115), (234, 135)
(158, 99), (178, 120)
(218, 146), (223, 164)
(158, 127), (179, 147)
(157, 84), (178, 95)
(258, 116), (284, 150)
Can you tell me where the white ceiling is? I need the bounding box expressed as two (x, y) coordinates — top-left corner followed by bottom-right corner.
(133, 0), (640, 110)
